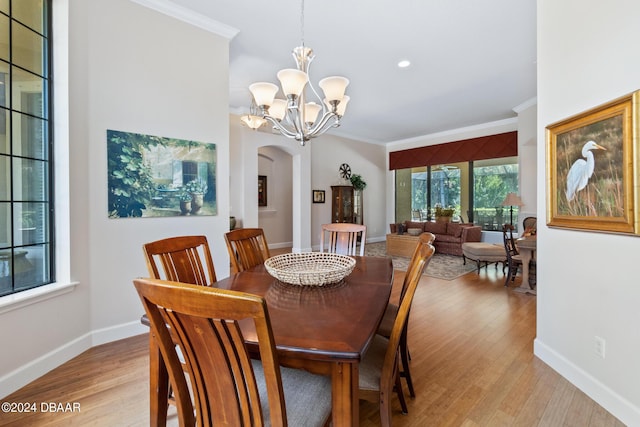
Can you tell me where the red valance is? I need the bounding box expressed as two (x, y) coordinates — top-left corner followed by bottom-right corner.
(389, 131), (518, 170)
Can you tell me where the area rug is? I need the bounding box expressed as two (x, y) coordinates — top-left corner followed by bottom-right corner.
(364, 242), (476, 281)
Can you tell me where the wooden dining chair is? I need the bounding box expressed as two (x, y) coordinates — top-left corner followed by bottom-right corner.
(376, 232), (435, 399)
(133, 278), (332, 427)
(359, 236), (435, 426)
(320, 223), (367, 256)
(143, 235), (217, 286)
(523, 216), (537, 233)
(225, 228), (271, 273)
(141, 235), (217, 425)
(503, 224), (524, 287)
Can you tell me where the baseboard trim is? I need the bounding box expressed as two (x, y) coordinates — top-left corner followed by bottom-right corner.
(534, 338), (640, 426)
(0, 321), (148, 398)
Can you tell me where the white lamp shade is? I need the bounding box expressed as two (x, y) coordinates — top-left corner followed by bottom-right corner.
(324, 95), (350, 116)
(319, 76), (349, 102)
(277, 68), (308, 97)
(269, 99), (287, 120)
(240, 115), (266, 130)
(249, 82), (279, 107)
(304, 102), (321, 124)
(336, 95), (349, 116)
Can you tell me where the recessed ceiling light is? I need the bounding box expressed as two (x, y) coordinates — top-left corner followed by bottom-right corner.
(397, 60), (411, 68)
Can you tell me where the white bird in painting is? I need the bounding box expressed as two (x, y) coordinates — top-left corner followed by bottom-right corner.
(565, 140), (607, 202)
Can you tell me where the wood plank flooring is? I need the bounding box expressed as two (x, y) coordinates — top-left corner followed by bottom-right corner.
(1, 263), (625, 426)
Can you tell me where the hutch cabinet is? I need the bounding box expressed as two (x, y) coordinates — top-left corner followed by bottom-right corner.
(331, 185), (363, 224)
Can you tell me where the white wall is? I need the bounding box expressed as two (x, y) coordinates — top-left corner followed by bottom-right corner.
(515, 99), (538, 226)
(258, 147), (293, 248)
(230, 120), (311, 252)
(535, 1), (640, 424)
(230, 120), (388, 251)
(310, 136), (388, 247)
(0, 0), (232, 397)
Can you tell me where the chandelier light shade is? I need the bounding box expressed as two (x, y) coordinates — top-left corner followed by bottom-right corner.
(239, 114), (266, 130)
(248, 82), (279, 107)
(241, 1), (350, 145)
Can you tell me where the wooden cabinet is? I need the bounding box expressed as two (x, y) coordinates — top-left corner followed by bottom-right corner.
(331, 186), (364, 224)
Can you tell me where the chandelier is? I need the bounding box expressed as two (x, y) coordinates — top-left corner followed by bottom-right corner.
(241, 0), (350, 145)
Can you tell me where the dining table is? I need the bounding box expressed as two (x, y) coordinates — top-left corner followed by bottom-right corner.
(514, 235), (536, 295)
(147, 255), (394, 427)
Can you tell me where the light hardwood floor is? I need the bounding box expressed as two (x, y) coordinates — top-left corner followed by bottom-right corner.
(2, 262), (625, 426)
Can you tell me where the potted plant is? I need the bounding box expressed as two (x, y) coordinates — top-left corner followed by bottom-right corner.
(184, 179), (208, 214)
(349, 174), (367, 191)
(434, 204), (455, 223)
(349, 174), (367, 224)
(178, 192), (192, 215)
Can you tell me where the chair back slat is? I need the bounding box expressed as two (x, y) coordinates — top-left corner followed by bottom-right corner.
(143, 235), (217, 286)
(380, 235), (435, 395)
(134, 278), (288, 427)
(320, 223), (367, 256)
(225, 228), (271, 273)
(502, 224), (519, 260)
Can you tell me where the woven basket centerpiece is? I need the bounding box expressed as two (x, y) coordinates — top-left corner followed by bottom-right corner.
(264, 252), (356, 286)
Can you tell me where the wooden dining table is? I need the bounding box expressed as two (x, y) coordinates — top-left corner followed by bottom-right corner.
(148, 255), (394, 427)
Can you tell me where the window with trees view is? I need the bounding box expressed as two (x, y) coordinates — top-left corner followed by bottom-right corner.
(0, 0), (53, 296)
(395, 157), (519, 231)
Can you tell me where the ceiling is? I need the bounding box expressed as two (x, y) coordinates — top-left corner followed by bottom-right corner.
(168, 0), (537, 145)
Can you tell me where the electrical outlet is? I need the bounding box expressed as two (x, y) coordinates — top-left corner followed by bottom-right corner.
(594, 336), (606, 358)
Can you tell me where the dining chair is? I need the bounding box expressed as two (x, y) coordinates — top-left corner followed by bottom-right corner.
(359, 235), (435, 426)
(141, 235), (217, 424)
(133, 278), (332, 427)
(523, 216), (537, 233)
(376, 232), (435, 399)
(502, 224), (524, 287)
(142, 235), (217, 286)
(225, 228), (271, 273)
(320, 223), (367, 256)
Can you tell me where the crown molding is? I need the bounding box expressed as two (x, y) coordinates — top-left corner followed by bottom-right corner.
(130, 0), (239, 39)
(513, 97), (537, 114)
(387, 117), (518, 149)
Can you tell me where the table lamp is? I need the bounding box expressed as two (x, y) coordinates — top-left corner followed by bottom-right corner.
(501, 193), (524, 226)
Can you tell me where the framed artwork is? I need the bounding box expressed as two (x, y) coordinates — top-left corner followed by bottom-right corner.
(313, 190), (325, 203)
(546, 91), (639, 235)
(258, 175), (267, 207)
(107, 129), (217, 218)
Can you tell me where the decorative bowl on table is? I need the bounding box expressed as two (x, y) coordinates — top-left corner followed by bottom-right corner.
(264, 252), (356, 286)
(406, 227), (422, 236)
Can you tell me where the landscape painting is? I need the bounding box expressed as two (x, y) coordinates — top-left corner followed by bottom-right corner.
(107, 129), (217, 218)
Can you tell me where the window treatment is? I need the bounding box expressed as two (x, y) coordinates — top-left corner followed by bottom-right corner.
(389, 131), (517, 170)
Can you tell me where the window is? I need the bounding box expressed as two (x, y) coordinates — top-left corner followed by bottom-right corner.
(0, 0), (53, 296)
(395, 157), (519, 231)
(472, 158), (519, 231)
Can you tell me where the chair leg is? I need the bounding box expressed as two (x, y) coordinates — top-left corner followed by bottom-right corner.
(149, 333), (169, 427)
(504, 262), (512, 287)
(399, 332), (415, 398)
(395, 372), (408, 414)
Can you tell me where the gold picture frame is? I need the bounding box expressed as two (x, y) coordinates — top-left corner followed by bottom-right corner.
(546, 90), (639, 235)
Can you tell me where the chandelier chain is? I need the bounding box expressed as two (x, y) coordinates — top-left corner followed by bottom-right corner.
(242, 0), (349, 145)
(300, 0), (305, 47)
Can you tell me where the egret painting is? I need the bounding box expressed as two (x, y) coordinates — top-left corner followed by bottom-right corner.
(546, 91), (638, 235)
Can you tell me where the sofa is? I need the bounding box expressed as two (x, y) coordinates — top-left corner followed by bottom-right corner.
(389, 221), (482, 256)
